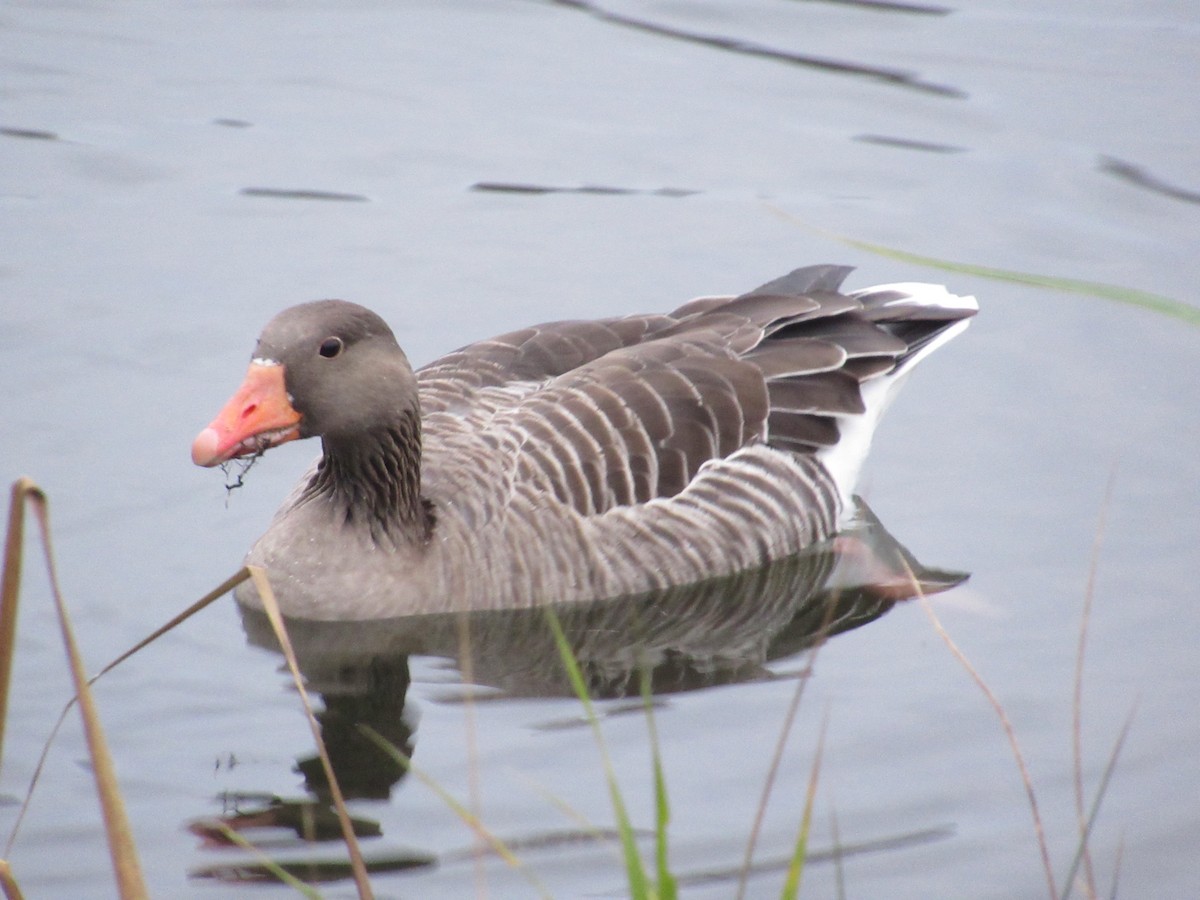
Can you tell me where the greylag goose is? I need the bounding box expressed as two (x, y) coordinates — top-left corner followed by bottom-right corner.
(193, 265), (976, 620)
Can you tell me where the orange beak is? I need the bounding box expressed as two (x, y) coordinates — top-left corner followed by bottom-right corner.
(191, 362), (303, 467)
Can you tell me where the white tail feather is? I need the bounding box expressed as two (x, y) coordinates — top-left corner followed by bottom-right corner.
(817, 283), (977, 511)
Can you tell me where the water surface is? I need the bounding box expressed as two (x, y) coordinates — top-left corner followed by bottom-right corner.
(2, 1), (1198, 897)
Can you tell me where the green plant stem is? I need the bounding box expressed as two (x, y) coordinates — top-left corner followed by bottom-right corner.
(544, 608), (651, 898)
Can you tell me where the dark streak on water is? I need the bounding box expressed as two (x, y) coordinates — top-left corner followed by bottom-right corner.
(854, 133), (967, 154)
(547, 0), (965, 97)
(660, 825), (956, 890)
(471, 181), (699, 198)
(239, 187), (371, 202)
(800, 0), (951, 14)
(1099, 155), (1200, 206)
(1, 126), (59, 141)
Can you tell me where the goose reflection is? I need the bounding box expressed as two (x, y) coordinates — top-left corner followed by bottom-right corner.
(190, 500), (963, 882)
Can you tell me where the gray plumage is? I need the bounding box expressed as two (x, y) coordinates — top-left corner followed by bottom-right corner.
(215, 265), (976, 620)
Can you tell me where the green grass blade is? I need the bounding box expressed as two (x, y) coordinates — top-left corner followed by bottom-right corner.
(544, 608), (651, 899)
(780, 709), (829, 900)
(358, 725), (554, 899)
(1072, 472), (1116, 898)
(845, 237), (1197, 324)
(209, 823), (323, 898)
(358, 726), (513, 867)
(1059, 704), (1137, 900)
(638, 662), (676, 900)
(738, 588), (843, 900)
(766, 204), (1200, 325)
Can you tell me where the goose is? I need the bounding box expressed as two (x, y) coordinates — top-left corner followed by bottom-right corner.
(192, 265), (976, 620)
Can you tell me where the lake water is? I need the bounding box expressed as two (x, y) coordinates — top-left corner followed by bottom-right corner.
(2, 1), (1198, 897)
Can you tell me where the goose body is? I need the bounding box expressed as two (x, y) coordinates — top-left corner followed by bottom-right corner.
(193, 265), (976, 620)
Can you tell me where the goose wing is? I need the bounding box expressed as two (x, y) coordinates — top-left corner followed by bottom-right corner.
(420, 266), (974, 520)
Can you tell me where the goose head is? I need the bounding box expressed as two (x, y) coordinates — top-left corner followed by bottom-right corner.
(191, 300), (419, 467)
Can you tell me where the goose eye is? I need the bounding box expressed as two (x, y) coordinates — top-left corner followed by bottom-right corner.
(319, 337), (344, 359)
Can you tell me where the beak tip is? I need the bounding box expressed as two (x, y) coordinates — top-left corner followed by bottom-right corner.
(191, 427), (223, 467)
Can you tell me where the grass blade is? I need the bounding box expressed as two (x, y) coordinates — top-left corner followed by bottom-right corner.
(829, 805), (846, 900)
(765, 204), (1200, 325)
(0, 479), (34, 772)
(0, 859), (26, 900)
(907, 562), (1057, 900)
(638, 661), (676, 900)
(10, 481), (149, 898)
(738, 587), (843, 900)
(780, 708), (829, 900)
(248, 567), (373, 900)
(358, 724), (555, 899)
(208, 822), (323, 898)
(1072, 471), (1116, 898)
(1060, 704), (1136, 900)
(91, 568), (251, 683)
(544, 608), (650, 898)
(5, 567), (248, 855)
(357, 725), (521, 868)
(1107, 831), (1125, 900)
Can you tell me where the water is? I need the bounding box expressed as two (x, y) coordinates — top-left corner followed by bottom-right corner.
(2, 1), (1198, 896)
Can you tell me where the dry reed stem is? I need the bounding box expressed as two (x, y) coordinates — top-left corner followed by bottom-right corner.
(358, 725), (556, 899)
(509, 769), (609, 839)
(0, 481), (29, 771)
(248, 566), (374, 900)
(93, 569), (250, 682)
(0, 859), (26, 900)
(5, 568), (245, 855)
(1, 479), (149, 898)
(907, 562), (1058, 900)
(1072, 471), (1116, 899)
(1107, 831), (1125, 900)
(454, 612), (489, 899)
(829, 804), (846, 900)
(734, 589), (840, 900)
